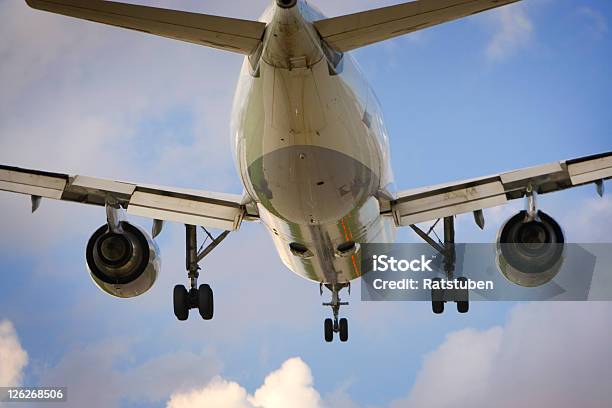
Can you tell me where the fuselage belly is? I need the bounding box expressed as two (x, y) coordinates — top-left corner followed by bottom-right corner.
(232, 3), (396, 284)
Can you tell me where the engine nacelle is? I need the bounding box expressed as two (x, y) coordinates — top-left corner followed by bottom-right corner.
(496, 210), (565, 287)
(86, 221), (161, 298)
(276, 0), (297, 8)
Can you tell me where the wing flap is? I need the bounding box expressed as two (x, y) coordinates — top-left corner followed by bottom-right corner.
(567, 154), (612, 185)
(127, 190), (244, 231)
(393, 180), (507, 225)
(0, 180), (64, 200)
(499, 162), (564, 185)
(0, 166), (67, 199)
(25, 0), (266, 54)
(314, 0), (520, 52)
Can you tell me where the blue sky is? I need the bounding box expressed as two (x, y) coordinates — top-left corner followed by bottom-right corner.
(0, 1), (611, 407)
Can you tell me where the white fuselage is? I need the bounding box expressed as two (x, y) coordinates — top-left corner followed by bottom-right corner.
(231, 2), (397, 284)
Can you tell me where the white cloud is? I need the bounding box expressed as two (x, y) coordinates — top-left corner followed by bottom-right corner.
(578, 6), (609, 38)
(486, 4), (533, 61)
(393, 302), (612, 407)
(561, 195), (612, 242)
(167, 357), (322, 408)
(168, 378), (253, 408)
(0, 320), (28, 387)
(37, 338), (222, 408)
(251, 358), (322, 408)
(396, 327), (503, 408)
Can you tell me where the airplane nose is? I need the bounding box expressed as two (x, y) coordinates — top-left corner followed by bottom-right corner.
(276, 0), (297, 8)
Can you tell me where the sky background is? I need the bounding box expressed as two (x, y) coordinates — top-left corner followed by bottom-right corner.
(0, 0), (611, 407)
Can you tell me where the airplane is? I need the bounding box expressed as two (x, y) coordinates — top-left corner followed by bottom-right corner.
(1, 0), (610, 342)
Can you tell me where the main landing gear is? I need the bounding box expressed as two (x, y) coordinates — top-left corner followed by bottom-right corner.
(173, 225), (229, 321)
(411, 216), (469, 315)
(321, 283), (350, 342)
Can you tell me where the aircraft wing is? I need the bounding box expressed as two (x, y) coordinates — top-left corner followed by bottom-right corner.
(0, 164), (254, 231)
(25, 0), (266, 55)
(387, 152), (612, 227)
(314, 0), (520, 52)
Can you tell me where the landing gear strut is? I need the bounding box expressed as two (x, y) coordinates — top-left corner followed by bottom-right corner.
(321, 283), (350, 342)
(173, 225), (229, 321)
(411, 216), (469, 314)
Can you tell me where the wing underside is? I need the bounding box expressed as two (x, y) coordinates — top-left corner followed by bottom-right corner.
(25, 0), (266, 54)
(0, 165), (255, 231)
(388, 152), (612, 226)
(314, 0), (521, 52)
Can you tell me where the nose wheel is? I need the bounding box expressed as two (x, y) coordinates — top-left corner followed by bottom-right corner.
(173, 225), (228, 321)
(322, 283), (350, 342)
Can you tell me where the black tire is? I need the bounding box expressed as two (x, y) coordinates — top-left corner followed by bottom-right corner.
(455, 277), (469, 313)
(339, 318), (348, 342)
(198, 284), (214, 320)
(432, 301), (444, 314)
(173, 285), (189, 321)
(324, 318), (333, 342)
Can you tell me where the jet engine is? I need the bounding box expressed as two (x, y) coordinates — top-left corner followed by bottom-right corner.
(276, 0), (297, 8)
(496, 210), (565, 287)
(86, 221), (161, 298)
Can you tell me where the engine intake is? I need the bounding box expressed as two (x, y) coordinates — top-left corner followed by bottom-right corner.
(276, 0), (297, 8)
(86, 221), (160, 298)
(496, 210), (565, 287)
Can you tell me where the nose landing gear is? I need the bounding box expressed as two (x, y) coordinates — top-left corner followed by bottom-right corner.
(321, 283), (350, 342)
